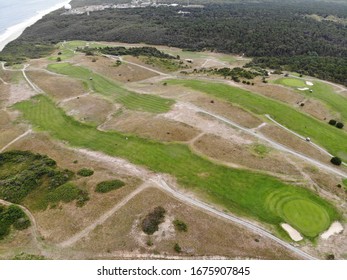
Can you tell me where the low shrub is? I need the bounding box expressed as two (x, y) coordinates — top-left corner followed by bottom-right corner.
(95, 179), (125, 193)
(328, 119), (337, 126)
(330, 157), (342, 166)
(173, 219), (188, 232)
(336, 122), (344, 129)
(77, 168), (94, 177)
(141, 206), (166, 235)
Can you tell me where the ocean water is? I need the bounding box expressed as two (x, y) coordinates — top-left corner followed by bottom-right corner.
(0, 0), (68, 34)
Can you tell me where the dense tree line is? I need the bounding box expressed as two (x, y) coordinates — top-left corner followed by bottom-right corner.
(1, 1), (346, 84)
(80, 46), (176, 59)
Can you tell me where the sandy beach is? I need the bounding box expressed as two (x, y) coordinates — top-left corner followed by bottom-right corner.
(0, 1), (70, 52)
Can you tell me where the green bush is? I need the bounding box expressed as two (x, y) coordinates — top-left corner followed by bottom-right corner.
(141, 206), (166, 235)
(329, 119), (337, 126)
(330, 157), (342, 166)
(95, 179), (125, 193)
(77, 168), (94, 177)
(173, 219), (188, 232)
(174, 243), (182, 253)
(336, 122), (344, 129)
(0, 205), (30, 239)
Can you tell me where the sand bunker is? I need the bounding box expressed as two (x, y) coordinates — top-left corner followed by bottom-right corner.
(306, 81), (314, 86)
(320, 221), (343, 240)
(297, 87), (309, 91)
(281, 223), (303, 241)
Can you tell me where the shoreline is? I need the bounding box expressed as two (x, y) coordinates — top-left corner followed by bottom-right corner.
(0, 1), (71, 52)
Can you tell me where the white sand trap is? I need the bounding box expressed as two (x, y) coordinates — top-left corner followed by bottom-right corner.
(320, 221), (343, 240)
(281, 223), (303, 241)
(297, 87), (309, 91)
(306, 81), (314, 86)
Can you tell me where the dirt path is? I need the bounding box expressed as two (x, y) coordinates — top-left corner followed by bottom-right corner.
(58, 181), (151, 248)
(0, 129), (32, 152)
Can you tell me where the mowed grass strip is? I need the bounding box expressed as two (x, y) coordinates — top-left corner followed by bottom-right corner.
(14, 95), (339, 238)
(276, 77), (347, 122)
(168, 79), (347, 161)
(47, 63), (174, 113)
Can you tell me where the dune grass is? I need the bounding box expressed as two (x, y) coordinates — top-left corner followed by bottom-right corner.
(47, 63), (174, 113)
(14, 95), (340, 238)
(168, 79), (347, 161)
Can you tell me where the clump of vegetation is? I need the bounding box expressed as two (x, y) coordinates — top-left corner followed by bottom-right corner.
(77, 168), (94, 177)
(252, 144), (270, 158)
(95, 179), (125, 193)
(0, 151), (88, 210)
(12, 252), (45, 260)
(173, 219), (188, 232)
(0, 151), (73, 203)
(336, 122), (344, 129)
(78, 46), (176, 60)
(173, 243), (182, 253)
(330, 157), (342, 166)
(0, 205), (30, 239)
(328, 119), (337, 126)
(141, 206), (166, 235)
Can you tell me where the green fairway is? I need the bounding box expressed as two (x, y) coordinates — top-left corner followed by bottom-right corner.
(276, 78), (347, 122)
(47, 63), (174, 113)
(168, 79), (347, 161)
(276, 78), (307, 88)
(14, 95), (339, 238)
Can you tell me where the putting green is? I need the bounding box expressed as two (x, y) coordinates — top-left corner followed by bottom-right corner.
(267, 190), (331, 237)
(276, 78), (307, 88)
(282, 199), (330, 237)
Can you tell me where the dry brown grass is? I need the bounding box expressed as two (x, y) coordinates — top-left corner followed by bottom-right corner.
(259, 125), (331, 163)
(193, 134), (300, 176)
(72, 187), (298, 259)
(61, 94), (115, 125)
(101, 110), (201, 142)
(26, 71), (86, 101)
(72, 55), (158, 83)
(179, 91), (263, 128)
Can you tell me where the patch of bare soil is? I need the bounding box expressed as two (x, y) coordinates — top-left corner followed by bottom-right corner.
(101, 110), (201, 142)
(6, 81), (36, 106)
(259, 125), (331, 163)
(193, 134), (300, 176)
(26, 71), (85, 101)
(303, 166), (347, 200)
(72, 187), (297, 260)
(180, 91), (263, 128)
(61, 94), (115, 125)
(72, 55), (158, 83)
(8, 133), (142, 243)
(164, 102), (255, 145)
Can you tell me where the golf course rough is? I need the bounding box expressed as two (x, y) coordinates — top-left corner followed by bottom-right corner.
(14, 95), (340, 239)
(168, 79), (347, 161)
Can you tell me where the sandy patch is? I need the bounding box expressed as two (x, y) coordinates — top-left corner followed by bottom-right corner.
(281, 223), (303, 242)
(321, 222), (343, 240)
(297, 87), (309, 91)
(306, 81), (314, 86)
(7, 81), (37, 106)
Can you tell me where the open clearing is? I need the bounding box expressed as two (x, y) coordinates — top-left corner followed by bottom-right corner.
(101, 111), (201, 142)
(72, 187), (297, 259)
(14, 94), (339, 238)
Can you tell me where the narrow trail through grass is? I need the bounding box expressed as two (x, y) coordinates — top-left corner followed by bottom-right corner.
(14, 95), (339, 238)
(168, 79), (347, 161)
(47, 63), (174, 113)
